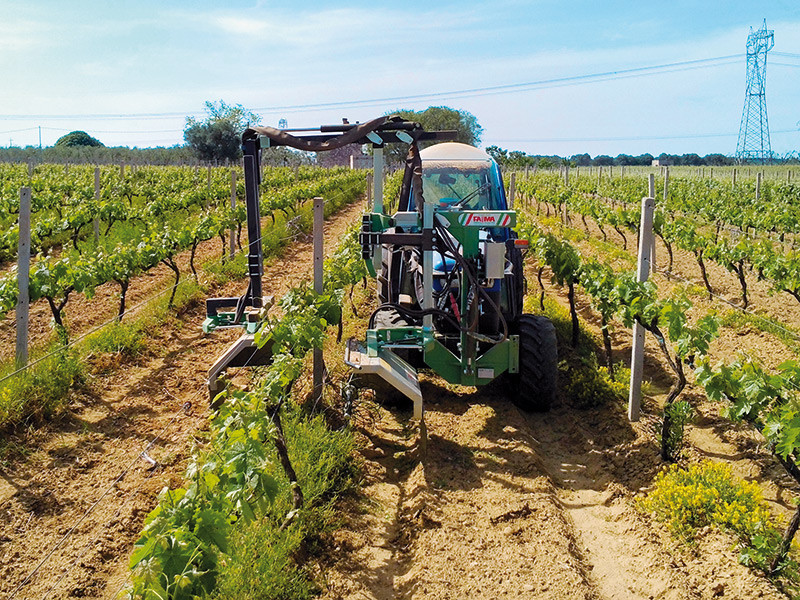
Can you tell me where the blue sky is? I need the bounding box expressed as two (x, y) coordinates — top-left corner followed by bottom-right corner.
(2, 0), (799, 157)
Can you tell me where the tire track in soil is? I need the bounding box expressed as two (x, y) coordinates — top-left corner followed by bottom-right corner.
(320, 384), (599, 600)
(0, 200), (366, 600)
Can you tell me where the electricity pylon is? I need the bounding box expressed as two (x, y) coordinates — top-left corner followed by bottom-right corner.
(736, 20), (774, 164)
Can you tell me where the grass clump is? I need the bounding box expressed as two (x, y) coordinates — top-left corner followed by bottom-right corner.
(719, 308), (800, 354)
(531, 296), (625, 408)
(560, 359), (626, 408)
(84, 321), (146, 357)
(0, 349), (82, 427)
(205, 252), (248, 285)
(212, 404), (358, 600)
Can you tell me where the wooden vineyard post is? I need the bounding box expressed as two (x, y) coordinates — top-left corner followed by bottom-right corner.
(732, 168), (737, 188)
(598, 166), (602, 185)
(206, 165), (212, 210)
(229, 170), (237, 259)
(313, 197), (324, 402)
(94, 167), (101, 244)
(628, 188), (655, 422)
(16, 187), (31, 368)
(563, 165), (569, 186)
(119, 162), (125, 179)
(508, 172), (516, 208)
(649, 174), (657, 274)
(756, 171), (762, 202)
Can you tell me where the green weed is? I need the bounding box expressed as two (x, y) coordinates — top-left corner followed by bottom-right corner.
(639, 460), (799, 587)
(0, 348), (83, 428)
(213, 404), (357, 600)
(84, 321), (145, 357)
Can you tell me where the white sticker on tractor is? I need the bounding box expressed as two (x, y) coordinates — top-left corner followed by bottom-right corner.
(458, 213), (511, 227)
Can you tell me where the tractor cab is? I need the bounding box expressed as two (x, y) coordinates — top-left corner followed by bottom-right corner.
(417, 142), (507, 213)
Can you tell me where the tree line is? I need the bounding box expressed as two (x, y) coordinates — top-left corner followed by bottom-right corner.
(487, 146), (800, 169)
(2, 102), (793, 167)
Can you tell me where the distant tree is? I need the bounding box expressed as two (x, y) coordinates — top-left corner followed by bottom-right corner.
(703, 153), (733, 166)
(681, 153), (703, 166)
(657, 153), (675, 165)
(594, 155), (614, 166)
(538, 157), (554, 168)
(507, 150), (535, 168)
(571, 153), (592, 166)
(382, 106), (483, 164)
(486, 145), (508, 164)
(262, 147), (314, 167)
(184, 100), (261, 162)
(55, 131), (104, 147)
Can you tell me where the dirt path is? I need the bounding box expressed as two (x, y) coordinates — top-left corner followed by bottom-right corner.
(0, 200), (365, 600)
(319, 382), (787, 600)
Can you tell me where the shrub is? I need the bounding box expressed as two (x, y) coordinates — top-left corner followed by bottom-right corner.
(639, 461), (791, 574)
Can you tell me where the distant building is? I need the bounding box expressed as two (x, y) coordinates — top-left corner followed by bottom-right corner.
(317, 144), (371, 169)
(651, 159), (672, 167)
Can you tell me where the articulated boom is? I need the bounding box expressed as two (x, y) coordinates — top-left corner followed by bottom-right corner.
(202, 115), (556, 421)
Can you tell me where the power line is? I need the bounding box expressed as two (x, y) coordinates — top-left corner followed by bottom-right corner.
(0, 54), (743, 121)
(249, 54), (743, 114)
(40, 126), (183, 134)
(0, 127), (38, 135)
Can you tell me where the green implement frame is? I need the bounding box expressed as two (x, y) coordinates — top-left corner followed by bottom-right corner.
(346, 204), (520, 419)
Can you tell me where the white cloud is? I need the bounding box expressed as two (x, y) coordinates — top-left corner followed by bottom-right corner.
(0, 20), (52, 53)
(214, 16), (270, 36)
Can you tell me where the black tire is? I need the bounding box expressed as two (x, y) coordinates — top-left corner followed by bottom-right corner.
(510, 314), (558, 412)
(377, 229), (404, 305)
(377, 251), (391, 305)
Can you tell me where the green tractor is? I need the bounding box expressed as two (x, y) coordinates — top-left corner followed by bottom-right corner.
(202, 116), (557, 421)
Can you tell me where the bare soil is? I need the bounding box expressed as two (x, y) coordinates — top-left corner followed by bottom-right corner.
(317, 383), (786, 599)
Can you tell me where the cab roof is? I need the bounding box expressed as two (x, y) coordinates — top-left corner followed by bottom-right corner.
(419, 142), (493, 163)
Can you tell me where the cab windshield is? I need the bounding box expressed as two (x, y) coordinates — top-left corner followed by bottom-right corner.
(421, 160), (500, 210)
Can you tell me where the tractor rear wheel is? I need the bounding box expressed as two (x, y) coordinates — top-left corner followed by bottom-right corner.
(510, 314), (558, 412)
